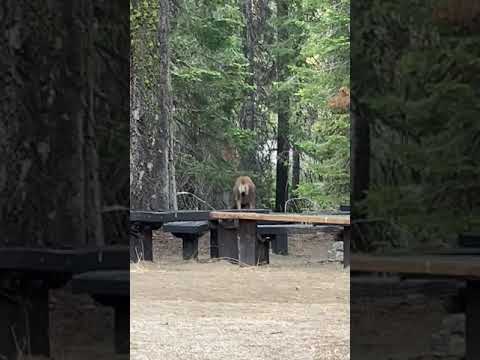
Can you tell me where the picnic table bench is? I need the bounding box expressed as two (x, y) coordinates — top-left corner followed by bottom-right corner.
(162, 221), (210, 260)
(161, 221), (342, 259)
(130, 210), (212, 261)
(209, 212), (351, 267)
(0, 245), (129, 359)
(71, 270), (129, 354)
(351, 254), (480, 360)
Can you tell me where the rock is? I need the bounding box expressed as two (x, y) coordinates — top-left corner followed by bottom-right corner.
(430, 314), (466, 359)
(447, 334), (465, 357)
(331, 241), (344, 251)
(327, 241), (344, 262)
(431, 332), (449, 354)
(442, 314), (465, 335)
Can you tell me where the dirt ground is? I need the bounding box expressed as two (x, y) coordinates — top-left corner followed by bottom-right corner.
(47, 286), (127, 360)
(130, 230), (349, 360)
(350, 277), (464, 360)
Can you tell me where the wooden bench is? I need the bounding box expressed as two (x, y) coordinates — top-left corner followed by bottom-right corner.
(258, 224), (342, 255)
(129, 210), (211, 262)
(71, 270), (129, 354)
(209, 212), (351, 267)
(0, 246), (128, 359)
(162, 221), (209, 260)
(351, 254), (480, 360)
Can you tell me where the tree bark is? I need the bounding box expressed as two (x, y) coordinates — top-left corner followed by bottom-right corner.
(130, 0), (145, 210)
(156, 0), (172, 209)
(239, 0), (270, 173)
(275, 0), (290, 212)
(292, 147), (300, 194)
(168, 121), (178, 210)
(241, 0), (256, 132)
(0, 0), (113, 248)
(131, 0), (176, 211)
(351, 98), (370, 205)
(84, 1), (104, 246)
(239, 0), (257, 172)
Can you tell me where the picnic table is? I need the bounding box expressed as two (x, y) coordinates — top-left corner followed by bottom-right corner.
(0, 245), (129, 358)
(129, 209), (269, 262)
(130, 209), (350, 266)
(209, 211), (351, 267)
(351, 254), (480, 360)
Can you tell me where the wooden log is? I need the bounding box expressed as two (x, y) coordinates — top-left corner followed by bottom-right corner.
(466, 280), (480, 360)
(217, 220), (238, 262)
(238, 220), (269, 266)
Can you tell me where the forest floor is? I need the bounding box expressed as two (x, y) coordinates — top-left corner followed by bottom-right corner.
(130, 231), (350, 360)
(46, 286), (128, 360)
(22, 231), (455, 360)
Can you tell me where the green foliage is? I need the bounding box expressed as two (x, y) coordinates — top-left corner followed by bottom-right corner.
(289, 0), (350, 209)
(353, 0), (480, 250)
(132, 0), (350, 210)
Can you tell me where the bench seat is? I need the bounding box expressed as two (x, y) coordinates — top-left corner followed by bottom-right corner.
(162, 221), (210, 260)
(71, 270), (129, 354)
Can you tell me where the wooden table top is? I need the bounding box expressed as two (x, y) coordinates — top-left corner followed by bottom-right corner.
(351, 254), (480, 279)
(209, 211), (350, 225)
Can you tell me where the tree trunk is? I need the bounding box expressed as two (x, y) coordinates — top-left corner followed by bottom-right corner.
(239, 0), (270, 173)
(292, 147), (300, 194)
(131, 0), (176, 211)
(130, 61), (140, 207)
(60, 1), (87, 248)
(0, 0), (109, 248)
(168, 121), (178, 210)
(84, 0), (104, 246)
(156, 0), (172, 209)
(351, 97), (370, 250)
(351, 98), (370, 205)
(275, 0), (290, 212)
(239, 0), (257, 172)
